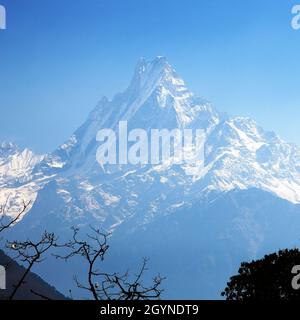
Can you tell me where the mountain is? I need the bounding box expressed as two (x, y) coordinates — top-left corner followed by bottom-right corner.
(2, 57), (300, 298)
(0, 142), (43, 219)
(0, 249), (66, 300)
(106, 188), (300, 299)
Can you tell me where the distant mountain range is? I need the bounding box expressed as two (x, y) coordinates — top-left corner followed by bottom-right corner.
(2, 57), (300, 298)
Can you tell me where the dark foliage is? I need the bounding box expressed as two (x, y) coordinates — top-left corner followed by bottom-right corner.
(222, 249), (300, 300)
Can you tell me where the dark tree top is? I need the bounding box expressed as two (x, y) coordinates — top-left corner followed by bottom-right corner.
(222, 249), (300, 300)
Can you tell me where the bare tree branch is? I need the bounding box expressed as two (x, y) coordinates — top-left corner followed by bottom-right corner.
(30, 289), (52, 300)
(0, 199), (30, 234)
(100, 258), (165, 300)
(0, 200), (164, 301)
(7, 231), (57, 300)
(55, 226), (165, 300)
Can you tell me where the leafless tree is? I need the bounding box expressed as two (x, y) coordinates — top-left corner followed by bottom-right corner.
(7, 231), (57, 300)
(99, 258), (164, 300)
(30, 289), (52, 300)
(55, 226), (165, 300)
(0, 198), (56, 300)
(0, 199), (30, 235)
(0, 198), (164, 300)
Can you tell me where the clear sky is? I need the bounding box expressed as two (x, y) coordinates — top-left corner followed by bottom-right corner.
(0, 0), (300, 153)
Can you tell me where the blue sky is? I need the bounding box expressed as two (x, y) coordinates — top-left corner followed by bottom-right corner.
(0, 0), (300, 153)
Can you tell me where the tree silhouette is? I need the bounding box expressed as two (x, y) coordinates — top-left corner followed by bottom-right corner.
(0, 210), (164, 300)
(7, 231), (57, 300)
(0, 199), (164, 300)
(0, 200), (30, 235)
(55, 226), (165, 300)
(0, 202), (61, 299)
(222, 249), (300, 300)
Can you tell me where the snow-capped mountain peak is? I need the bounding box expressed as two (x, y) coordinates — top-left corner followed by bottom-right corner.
(0, 143), (43, 183)
(32, 59), (300, 206)
(0, 143), (44, 218)
(0, 141), (19, 157)
(2, 57), (300, 227)
(117, 56), (200, 126)
(4, 58), (300, 301)
(130, 56), (186, 93)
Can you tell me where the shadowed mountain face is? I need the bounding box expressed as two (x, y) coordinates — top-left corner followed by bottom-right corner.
(7, 188), (300, 299)
(102, 188), (300, 299)
(2, 57), (300, 298)
(0, 249), (66, 300)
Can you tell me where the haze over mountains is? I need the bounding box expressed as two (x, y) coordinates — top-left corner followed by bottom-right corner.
(2, 57), (300, 298)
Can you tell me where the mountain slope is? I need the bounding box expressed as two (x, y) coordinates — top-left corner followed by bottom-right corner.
(2, 57), (300, 298)
(12, 57), (300, 230)
(3, 57), (300, 228)
(105, 188), (300, 299)
(0, 249), (66, 300)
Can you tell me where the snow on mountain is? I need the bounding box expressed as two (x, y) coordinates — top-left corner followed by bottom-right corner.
(204, 117), (300, 203)
(4, 57), (300, 299)
(2, 56), (300, 227)
(0, 142), (44, 218)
